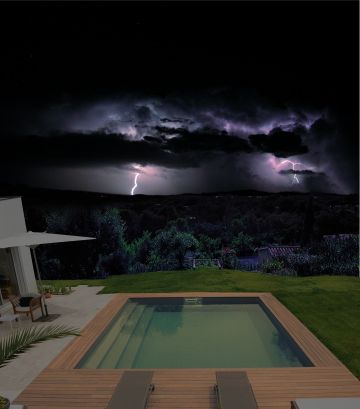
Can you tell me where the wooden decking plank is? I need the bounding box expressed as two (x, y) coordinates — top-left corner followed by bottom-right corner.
(15, 367), (360, 409)
(14, 292), (360, 409)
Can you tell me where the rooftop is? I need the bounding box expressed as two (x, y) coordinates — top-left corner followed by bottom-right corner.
(256, 245), (300, 257)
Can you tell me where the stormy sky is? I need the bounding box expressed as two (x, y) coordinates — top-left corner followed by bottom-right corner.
(0, 2), (358, 195)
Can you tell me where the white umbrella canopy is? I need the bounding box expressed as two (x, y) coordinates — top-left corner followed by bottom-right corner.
(0, 231), (95, 316)
(0, 231), (95, 248)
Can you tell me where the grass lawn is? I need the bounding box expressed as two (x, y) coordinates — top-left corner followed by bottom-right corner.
(43, 268), (360, 379)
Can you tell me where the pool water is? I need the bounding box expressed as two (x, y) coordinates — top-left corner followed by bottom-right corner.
(78, 297), (312, 369)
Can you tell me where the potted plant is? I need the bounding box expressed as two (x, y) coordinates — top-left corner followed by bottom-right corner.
(0, 396), (9, 409)
(0, 325), (79, 407)
(39, 284), (55, 298)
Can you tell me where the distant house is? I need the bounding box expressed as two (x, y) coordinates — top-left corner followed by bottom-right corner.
(323, 234), (358, 241)
(255, 245), (300, 264)
(237, 256), (259, 270)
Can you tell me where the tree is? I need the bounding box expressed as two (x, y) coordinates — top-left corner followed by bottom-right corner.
(40, 207), (130, 278)
(231, 232), (255, 256)
(198, 234), (221, 258)
(128, 231), (152, 265)
(172, 231), (199, 266)
(150, 227), (199, 268)
(24, 207), (48, 232)
(301, 196), (314, 245)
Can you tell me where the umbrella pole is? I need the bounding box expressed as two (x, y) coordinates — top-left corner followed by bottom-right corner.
(31, 247), (48, 317)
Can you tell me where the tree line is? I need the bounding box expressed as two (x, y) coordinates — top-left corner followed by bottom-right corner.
(23, 193), (359, 278)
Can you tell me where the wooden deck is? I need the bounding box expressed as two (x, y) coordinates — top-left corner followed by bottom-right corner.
(15, 292), (360, 409)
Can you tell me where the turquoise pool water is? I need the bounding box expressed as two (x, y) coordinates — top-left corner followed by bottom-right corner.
(77, 297), (312, 369)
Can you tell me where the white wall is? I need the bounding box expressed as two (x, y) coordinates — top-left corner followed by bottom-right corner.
(0, 197), (37, 295)
(0, 197), (28, 238)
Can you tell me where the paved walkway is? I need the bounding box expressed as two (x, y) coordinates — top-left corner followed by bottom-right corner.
(0, 285), (114, 402)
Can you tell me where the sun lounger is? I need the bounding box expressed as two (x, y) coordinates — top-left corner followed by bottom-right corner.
(215, 371), (259, 409)
(292, 397), (360, 409)
(106, 370), (154, 409)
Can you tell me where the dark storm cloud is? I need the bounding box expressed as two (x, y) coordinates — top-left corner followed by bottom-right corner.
(304, 117), (358, 194)
(0, 132), (184, 169)
(153, 126), (251, 153)
(0, 1), (357, 195)
(154, 126), (185, 135)
(135, 106), (153, 122)
(0, 93), (354, 193)
(0, 128), (250, 170)
(279, 169), (325, 176)
(164, 128), (251, 153)
(143, 135), (164, 144)
(249, 129), (309, 157)
(160, 117), (194, 124)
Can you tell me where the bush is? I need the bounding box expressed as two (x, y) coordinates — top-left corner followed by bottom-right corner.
(128, 262), (147, 274)
(230, 232), (255, 256)
(150, 227), (198, 269)
(276, 268), (297, 277)
(284, 237), (359, 276)
(38, 258), (63, 279)
(146, 254), (179, 272)
(221, 248), (237, 269)
(95, 249), (130, 277)
(285, 254), (318, 277)
(262, 260), (285, 275)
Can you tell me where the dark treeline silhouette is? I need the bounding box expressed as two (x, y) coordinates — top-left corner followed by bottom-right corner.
(18, 190), (358, 279)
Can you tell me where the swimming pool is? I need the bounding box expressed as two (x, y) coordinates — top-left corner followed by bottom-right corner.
(77, 297), (312, 369)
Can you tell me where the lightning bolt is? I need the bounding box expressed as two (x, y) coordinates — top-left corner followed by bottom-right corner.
(131, 173), (139, 195)
(279, 159), (302, 184)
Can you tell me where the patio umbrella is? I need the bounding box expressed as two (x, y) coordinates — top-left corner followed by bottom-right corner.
(0, 231), (95, 316)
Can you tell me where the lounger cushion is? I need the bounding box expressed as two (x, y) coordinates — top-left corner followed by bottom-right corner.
(216, 371), (259, 409)
(19, 297), (34, 307)
(292, 397), (360, 409)
(107, 370), (154, 409)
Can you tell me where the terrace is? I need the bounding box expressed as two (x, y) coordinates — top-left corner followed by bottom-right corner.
(0, 269), (359, 409)
(0, 285), (113, 402)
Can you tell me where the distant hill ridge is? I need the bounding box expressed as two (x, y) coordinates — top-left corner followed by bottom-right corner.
(0, 183), (357, 202)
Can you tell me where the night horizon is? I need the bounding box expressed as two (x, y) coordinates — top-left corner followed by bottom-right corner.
(0, 3), (359, 405)
(0, 2), (358, 196)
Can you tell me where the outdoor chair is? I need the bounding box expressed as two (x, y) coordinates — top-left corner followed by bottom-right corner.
(106, 371), (154, 409)
(291, 398), (360, 409)
(8, 294), (44, 322)
(214, 371), (259, 409)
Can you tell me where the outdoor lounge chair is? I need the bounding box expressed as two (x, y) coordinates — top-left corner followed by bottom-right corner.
(214, 371), (259, 409)
(106, 370), (154, 409)
(291, 397), (360, 409)
(8, 294), (44, 322)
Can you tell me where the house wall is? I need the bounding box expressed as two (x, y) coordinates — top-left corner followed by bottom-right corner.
(257, 248), (272, 264)
(0, 198), (37, 299)
(0, 197), (28, 238)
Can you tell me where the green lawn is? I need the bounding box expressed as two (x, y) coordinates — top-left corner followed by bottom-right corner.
(43, 268), (360, 378)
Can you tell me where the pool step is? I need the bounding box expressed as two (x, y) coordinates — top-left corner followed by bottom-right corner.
(98, 304), (146, 368)
(116, 306), (155, 368)
(79, 301), (137, 368)
(184, 297), (203, 305)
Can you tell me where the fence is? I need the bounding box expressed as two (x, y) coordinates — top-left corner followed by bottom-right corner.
(191, 258), (222, 269)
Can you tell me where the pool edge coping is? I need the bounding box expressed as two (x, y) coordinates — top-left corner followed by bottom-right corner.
(46, 291), (344, 371)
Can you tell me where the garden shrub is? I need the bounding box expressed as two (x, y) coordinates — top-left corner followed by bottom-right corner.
(262, 260), (285, 275)
(221, 248), (237, 269)
(128, 262), (147, 274)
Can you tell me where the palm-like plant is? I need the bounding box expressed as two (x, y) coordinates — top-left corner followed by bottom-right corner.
(0, 324), (80, 368)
